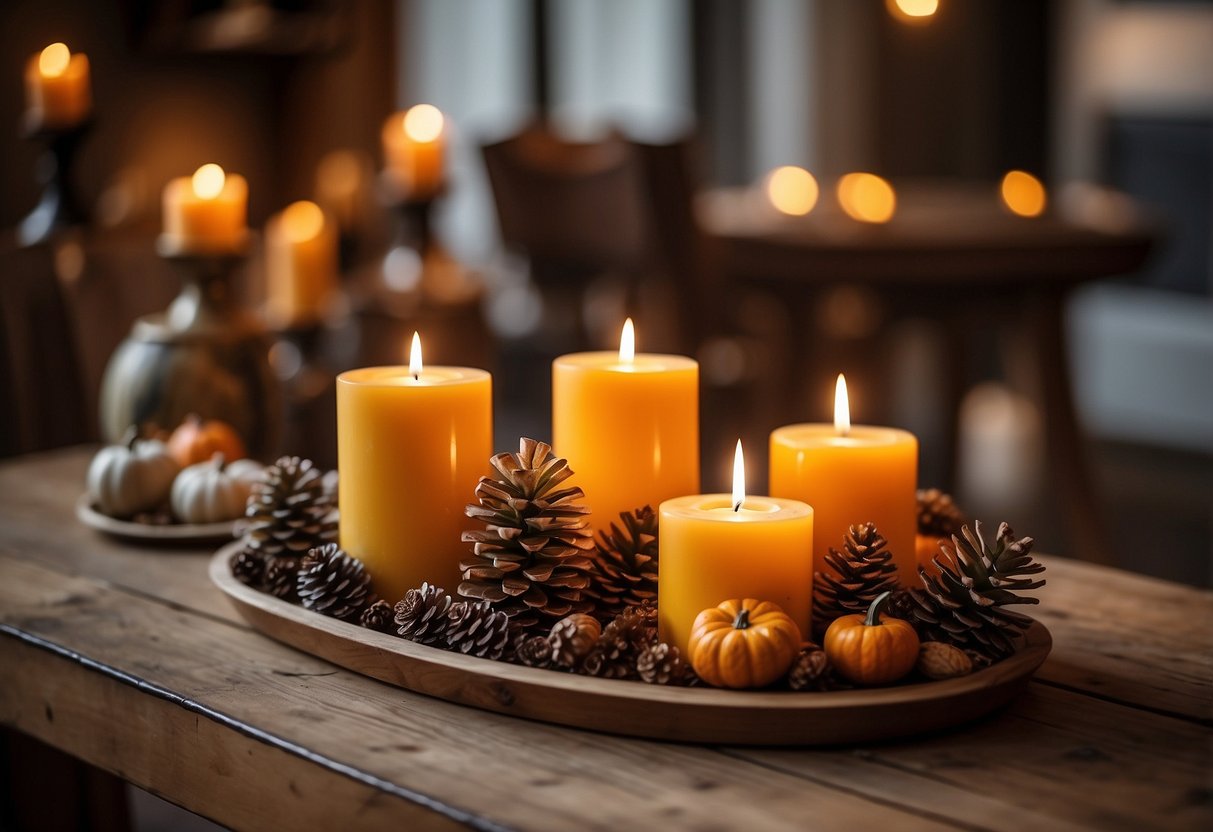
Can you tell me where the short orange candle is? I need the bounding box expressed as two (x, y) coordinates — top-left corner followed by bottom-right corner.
(552, 319), (699, 530)
(659, 441), (814, 653)
(25, 43), (91, 129)
(161, 164), (249, 255)
(337, 334), (492, 603)
(769, 375), (918, 583)
(382, 104), (446, 200)
(265, 200), (338, 327)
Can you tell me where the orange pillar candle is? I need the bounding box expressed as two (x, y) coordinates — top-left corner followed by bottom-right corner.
(161, 164), (249, 255)
(382, 104), (446, 200)
(552, 319), (699, 530)
(659, 441), (814, 654)
(265, 200), (338, 327)
(769, 374), (918, 583)
(337, 333), (492, 603)
(24, 43), (91, 129)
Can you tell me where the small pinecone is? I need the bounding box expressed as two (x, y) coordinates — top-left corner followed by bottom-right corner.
(360, 599), (394, 633)
(297, 543), (372, 621)
(514, 634), (555, 668)
(813, 523), (900, 639)
(243, 456), (338, 560)
(584, 607), (656, 679)
(394, 583), (452, 645)
(549, 613), (602, 669)
(636, 642), (691, 685)
(883, 588), (918, 623)
(787, 645), (834, 692)
(917, 488), (967, 538)
(445, 600), (511, 660)
(585, 506), (659, 618)
(264, 556), (301, 601)
(907, 521), (1045, 662)
(231, 548), (265, 586)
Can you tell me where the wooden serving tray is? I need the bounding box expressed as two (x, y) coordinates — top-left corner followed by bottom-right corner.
(209, 544), (1052, 746)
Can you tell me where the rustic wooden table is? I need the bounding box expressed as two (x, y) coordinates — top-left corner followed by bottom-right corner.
(1, 447), (1210, 831)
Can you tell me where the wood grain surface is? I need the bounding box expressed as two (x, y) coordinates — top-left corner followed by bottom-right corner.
(1, 447), (1210, 831)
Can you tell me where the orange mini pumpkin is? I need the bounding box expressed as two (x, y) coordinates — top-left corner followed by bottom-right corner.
(824, 591), (920, 685)
(167, 414), (247, 467)
(687, 598), (802, 689)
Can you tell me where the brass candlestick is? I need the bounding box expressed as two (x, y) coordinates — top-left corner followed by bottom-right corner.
(17, 115), (91, 246)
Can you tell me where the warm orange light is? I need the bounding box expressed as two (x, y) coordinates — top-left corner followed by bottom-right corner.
(1000, 170), (1047, 218)
(192, 164), (226, 200)
(834, 374), (851, 436)
(619, 317), (635, 364)
(731, 439), (746, 512)
(39, 43), (71, 78)
(766, 166), (819, 216)
(282, 200), (325, 243)
(409, 331), (423, 379)
(402, 104), (444, 143)
(837, 173), (896, 224)
(888, 0), (939, 20)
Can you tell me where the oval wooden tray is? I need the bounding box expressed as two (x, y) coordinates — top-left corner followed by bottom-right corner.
(78, 495), (240, 543)
(209, 543), (1052, 746)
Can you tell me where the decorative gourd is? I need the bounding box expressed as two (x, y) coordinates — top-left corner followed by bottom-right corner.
(87, 429), (181, 518)
(166, 414), (247, 468)
(687, 598), (802, 689)
(823, 591), (920, 685)
(171, 454), (265, 524)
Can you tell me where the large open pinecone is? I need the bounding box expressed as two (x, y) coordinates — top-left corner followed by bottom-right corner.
(906, 521), (1045, 661)
(243, 456), (337, 560)
(917, 488), (967, 537)
(584, 506), (659, 619)
(445, 600), (511, 659)
(394, 583), (452, 645)
(812, 523), (900, 639)
(459, 438), (596, 631)
(297, 543), (372, 621)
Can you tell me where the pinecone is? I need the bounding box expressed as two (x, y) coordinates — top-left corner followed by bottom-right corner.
(360, 599), (394, 633)
(585, 506), (659, 618)
(917, 488), (967, 537)
(906, 521), (1045, 662)
(513, 634), (555, 668)
(230, 548), (265, 586)
(297, 543), (372, 621)
(459, 438), (596, 630)
(584, 606), (656, 679)
(445, 600), (511, 659)
(636, 642), (691, 685)
(394, 583), (452, 645)
(243, 456), (338, 560)
(264, 556), (301, 601)
(787, 644), (834, 691)
(549, 613), (602, 669)
(813, 523), (900, 639)
(883, 588), (918, 623)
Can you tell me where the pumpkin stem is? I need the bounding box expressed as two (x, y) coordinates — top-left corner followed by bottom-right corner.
(212, 452), (226, 471)
(732, 608), (751, 630)
(121, 426), (139, 450)
(865, 591), (892, 627)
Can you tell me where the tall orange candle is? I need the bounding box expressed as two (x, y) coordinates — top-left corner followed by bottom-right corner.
(265, 200), (338, 327)
(659, 441), (814, 653)
(769, 374), (918, 583)
(552, 319), (699, 530)
(25, 43), (91, 129)
(337, 333), (492, 602)
(382, 104), (446, 200)
(161, 164), (249, 255)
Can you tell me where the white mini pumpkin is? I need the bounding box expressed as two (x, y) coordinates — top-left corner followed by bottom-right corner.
(171, 454), (265, 524)
(87, 430), (181, 518)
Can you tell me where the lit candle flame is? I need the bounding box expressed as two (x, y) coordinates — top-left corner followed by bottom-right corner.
(282, 200), (324, 243)
(889, 0), (939, 19)
(409, 331), (423, 380)
(837, 173), (896, 223)
(192, 164), (226, 200)
(834, 374), (851, 436)
(732, 439), (746, 512)
(619, 317), (635, 364)
(766, 166), (819, 217)
(403, 104), (444, 143)
(1000, 170), (1047, 218)
(39, 43), (71, 78)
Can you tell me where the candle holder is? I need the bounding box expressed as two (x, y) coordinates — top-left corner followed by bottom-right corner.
(98, 240), (283, 459)
(17, 114), (91, 247)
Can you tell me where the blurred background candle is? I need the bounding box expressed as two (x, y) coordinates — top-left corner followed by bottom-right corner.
(382, 103), (446, 199)
(161, 164), (249, 255)
(24, 42), (91, 129)
(770, 375), (918, 582)
(659, 441), (814, 653)
(337, 333), (492, 603)
(552, 318), (699, 530)
(265, 200), (338, 328)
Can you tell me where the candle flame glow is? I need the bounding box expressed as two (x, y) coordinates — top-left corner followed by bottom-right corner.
(889, 0), (939, 19)
(1000, 170), (1047, 218)
(837, 173), (896, 223)
(282, 200), (325, 243)
(732, 439), (746, 512)
(409, 331), (423, 379)
(39, 43), (71, 78)
(192, 164), (226, 200)
(619, 317), (635, 364)
(403, 104), (444, 143)
(766, 166), (819, 216)
(834, 374), (851, 436)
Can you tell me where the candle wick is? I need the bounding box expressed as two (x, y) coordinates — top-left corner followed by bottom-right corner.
(413, 372), (420, 381)
(733, 499), (742, 512)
